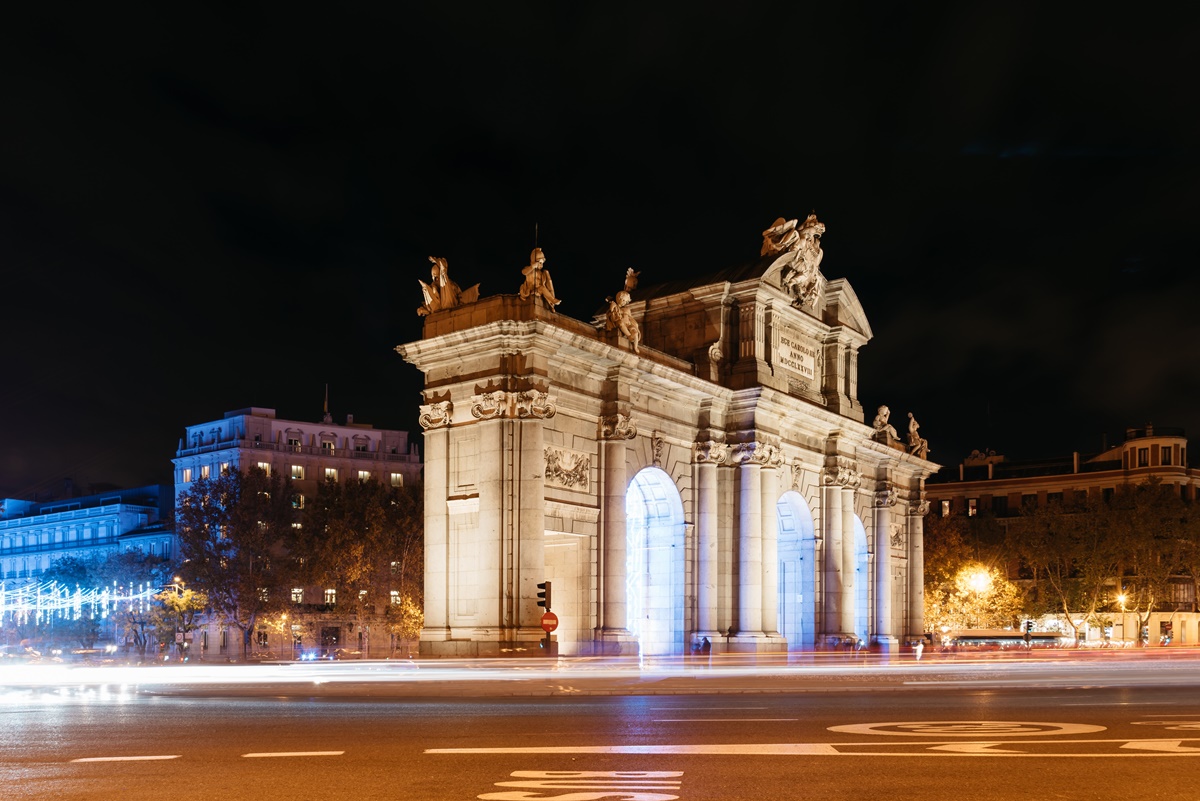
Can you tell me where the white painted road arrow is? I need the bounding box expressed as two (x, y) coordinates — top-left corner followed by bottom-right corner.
(1120, 740), (1200, 753)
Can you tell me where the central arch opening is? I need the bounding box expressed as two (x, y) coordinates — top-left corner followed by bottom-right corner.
(626, 467), (685, 656)
(777, 490), (817, 649)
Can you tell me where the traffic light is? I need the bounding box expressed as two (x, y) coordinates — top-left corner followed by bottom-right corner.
(1024, 620), (1034, 634)
(537, 581), (552, 611)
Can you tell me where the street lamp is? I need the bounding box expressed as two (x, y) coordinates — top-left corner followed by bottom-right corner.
(1117, 592), (1127, 643)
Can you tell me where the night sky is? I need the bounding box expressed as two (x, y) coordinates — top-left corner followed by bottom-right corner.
(2, 6), (1197, 498)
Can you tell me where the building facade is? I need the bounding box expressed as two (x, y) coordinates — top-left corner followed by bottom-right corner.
(0, 485), (173, 583)
(925, 425), (1199, 644)
(397, 216), (939, 657)
(171, 406), (424, 658)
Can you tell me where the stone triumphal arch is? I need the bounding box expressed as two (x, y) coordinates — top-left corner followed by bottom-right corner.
(397, 215), (939, 656)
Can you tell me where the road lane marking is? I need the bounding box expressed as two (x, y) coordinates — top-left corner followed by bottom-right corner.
(827, 721), (1106, 736)
(72, 755), (181, 762)
(242, 751), (345, 758)
(429, 744), (841, 755)
(429, 737), (1200, 757)
(654, 718), (798, 722)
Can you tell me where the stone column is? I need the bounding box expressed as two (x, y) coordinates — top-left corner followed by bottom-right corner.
(839, 484), (857, 636)
(907, 500), (929, 639)
(599, 413), (637, 647)
(736, 444), (764, 638)
(417, 401), (452, 646)
(693, 441), (728, 637)
(514, 390), (554, 635)
(820, 471), (843, 638)
(760, 447), (782, 637)
(873, 484), (897, 651)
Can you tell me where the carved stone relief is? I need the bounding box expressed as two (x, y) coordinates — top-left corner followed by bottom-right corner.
(889, 523), (905, 548)
(544, 445), (591, 491)
(651, 432), (665, 468)
(470, 390), (558, 421)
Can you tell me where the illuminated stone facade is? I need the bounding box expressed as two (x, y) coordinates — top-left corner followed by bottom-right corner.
(397, 226), (939, 657)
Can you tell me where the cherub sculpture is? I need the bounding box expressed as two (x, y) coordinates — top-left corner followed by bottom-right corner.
(605, 268), (641, 353)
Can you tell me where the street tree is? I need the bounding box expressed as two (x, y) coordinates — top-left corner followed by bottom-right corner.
(175, 466), (298, 657)
(151, 587), (208, 659)
(296, 478), (422, 655)
(1008, 494), (1129, 641)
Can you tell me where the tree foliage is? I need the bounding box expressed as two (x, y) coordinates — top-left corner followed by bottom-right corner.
(294, 478), (423, 652)
(175, 466), (297, 656)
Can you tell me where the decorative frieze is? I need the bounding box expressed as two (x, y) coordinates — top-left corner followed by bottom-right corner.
(544, 445), (591, 491)
(732, 441), (785, 467)
(418, 401), (453, 429)
(470, 389), (557, 420)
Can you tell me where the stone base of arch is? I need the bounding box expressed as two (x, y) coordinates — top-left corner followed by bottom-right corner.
(724, 633), (789, 654)
(588, 629), (637, 656)
(874, 635), (901, 653)
(419, 626), (548, 658)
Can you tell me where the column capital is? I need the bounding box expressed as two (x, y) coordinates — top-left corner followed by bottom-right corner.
(418, 400), (453, 429)
(600, 413), (638, 440)
(821, 456), (860, 487)
(693, 440), (730, 464)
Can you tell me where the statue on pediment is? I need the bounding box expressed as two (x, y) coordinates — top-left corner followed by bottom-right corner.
(907, 412), (930, 460)
(761, 217), (802, 257)
(872, 405), (902, 448)
(417, 257), (480, 316)
(779, 213), (825, 308)
(605, 268), (641, 353)
(519, 247), (561, 311)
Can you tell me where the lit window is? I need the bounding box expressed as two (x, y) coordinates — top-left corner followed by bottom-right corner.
(940, 500), (950, 517)
(325, 467), (338, 481)
(199, 465), (210, 479)
(321, 441), (334, 453)
(219, 462), (230, 474)
(390, 590), (401, 605)
(390, 473), (403, 487)
(288, 437), (301, 452)
(291, 522), (302, 529)
(257, 462), (271, 475)
(359, 590), (368, 599)
(291, 588), (304, 603)
(292, 494), (305, 509)
(291, 465), (305, 480)
(256, 630), (269, 648)
(967, 499), (977, 517)
(324, 588), (336, 605)
(182, 468), (193, 483)
(258, 587), (269, 601)
(357, 470), (370, 481)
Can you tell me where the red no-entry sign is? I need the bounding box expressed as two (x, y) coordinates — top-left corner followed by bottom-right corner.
(540, 612), (559, 633)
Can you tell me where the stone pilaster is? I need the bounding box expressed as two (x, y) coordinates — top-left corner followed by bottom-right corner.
(693, 440), (728, 637)
(873, 483), (898, 651)
(907, 499), (930, 640)
(418, 402), (451, 646)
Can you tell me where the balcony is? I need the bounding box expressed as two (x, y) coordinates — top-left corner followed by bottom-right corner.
(176, 438), (417, 463)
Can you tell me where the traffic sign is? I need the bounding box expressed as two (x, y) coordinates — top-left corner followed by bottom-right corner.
(540, 612), (559, 633)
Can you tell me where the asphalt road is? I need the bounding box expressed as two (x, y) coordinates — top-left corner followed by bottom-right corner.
(2, 654), (1199, 801)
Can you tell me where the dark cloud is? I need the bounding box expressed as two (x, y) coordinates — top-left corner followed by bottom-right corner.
(1, 5), (1197, 494)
